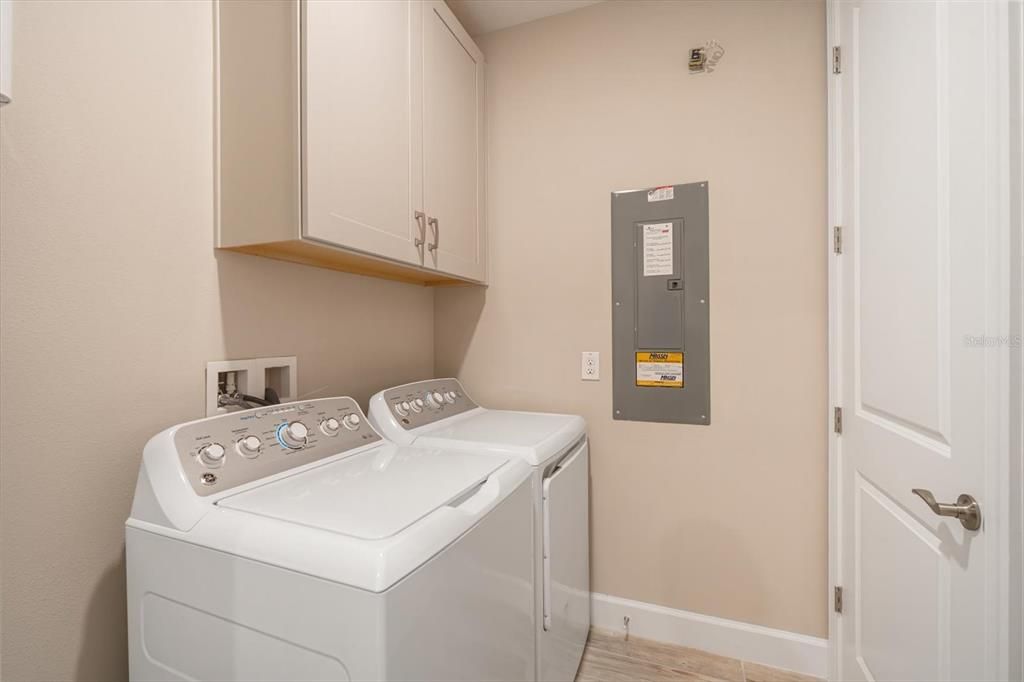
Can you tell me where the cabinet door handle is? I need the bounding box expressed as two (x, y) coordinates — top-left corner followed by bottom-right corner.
(427, 217), (439, 252)
(414, 211), (426, 249)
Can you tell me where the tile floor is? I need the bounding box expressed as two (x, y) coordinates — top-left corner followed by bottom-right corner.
(576, 629), (822, 682)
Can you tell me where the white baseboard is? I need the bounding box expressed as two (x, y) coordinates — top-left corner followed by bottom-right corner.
(590, 592), (829, 679)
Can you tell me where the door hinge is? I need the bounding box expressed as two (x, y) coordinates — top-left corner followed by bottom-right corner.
(834, 406), (843, 434)
(833, 46), (841, 74)
(833, 225), (843, 254)
(834, 586), (843, 613)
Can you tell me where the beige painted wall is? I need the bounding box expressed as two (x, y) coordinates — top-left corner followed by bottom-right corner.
(436, 0), (828, 637)
(0, 2), (435, 679)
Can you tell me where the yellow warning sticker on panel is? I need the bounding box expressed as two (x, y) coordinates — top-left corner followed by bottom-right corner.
(636, 352), (684, 388)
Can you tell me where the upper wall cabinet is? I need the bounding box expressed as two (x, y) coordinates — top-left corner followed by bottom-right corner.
(422, 2), (485, 280)
(216, 0), (486, 286)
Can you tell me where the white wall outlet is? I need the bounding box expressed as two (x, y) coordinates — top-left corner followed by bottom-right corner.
(581, 351), (600, 381)
(206, 356), (297, 416)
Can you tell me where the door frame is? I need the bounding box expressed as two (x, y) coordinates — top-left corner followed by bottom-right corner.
(825, 1), (1024, 680)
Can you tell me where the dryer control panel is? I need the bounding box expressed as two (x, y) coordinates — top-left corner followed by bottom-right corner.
(379, 379), (477, 430)
(173, 397), (381, 496)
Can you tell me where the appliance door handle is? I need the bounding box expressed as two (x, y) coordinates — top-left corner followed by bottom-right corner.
(545, 439), (586, 479)
(446, 480), (487, 509)
(446, 471), (511, 517)
(427, 217), (439, 252)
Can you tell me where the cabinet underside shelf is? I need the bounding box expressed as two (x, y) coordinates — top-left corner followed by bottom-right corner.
(219, 240), (481, 287)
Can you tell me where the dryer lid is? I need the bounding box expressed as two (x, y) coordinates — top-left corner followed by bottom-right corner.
(418, 410), (586, 467)
(217, 444), (508, 540)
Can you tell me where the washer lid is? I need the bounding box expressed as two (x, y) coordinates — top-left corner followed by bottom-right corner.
(217, 444), (508, 540)
(418, 410), (586, 467)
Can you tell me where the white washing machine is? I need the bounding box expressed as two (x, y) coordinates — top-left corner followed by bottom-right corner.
(126, 396), (535, 681)
(368, 379), (590, 682)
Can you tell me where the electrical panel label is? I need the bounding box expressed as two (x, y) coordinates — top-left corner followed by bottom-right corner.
(635, 352), (683, 388)
(647, 186), (674, 202)
(642, 223), (674, 277)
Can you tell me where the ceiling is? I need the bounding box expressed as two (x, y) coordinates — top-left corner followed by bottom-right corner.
(446, 0), (603, 36)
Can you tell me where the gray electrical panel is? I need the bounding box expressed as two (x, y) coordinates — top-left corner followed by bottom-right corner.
(611, 182), (710, 424)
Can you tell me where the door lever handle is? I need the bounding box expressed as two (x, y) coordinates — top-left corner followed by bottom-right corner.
(911, 489), (981, 531)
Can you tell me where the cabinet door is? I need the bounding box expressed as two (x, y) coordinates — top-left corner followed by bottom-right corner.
(422, 1), (486, 281)
(302, 0), (424, 266)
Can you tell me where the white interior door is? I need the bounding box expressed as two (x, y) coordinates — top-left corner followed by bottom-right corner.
(832, 1), (1014, 680)
(422, 0), (485, 281)
(302, 0), (424, 265)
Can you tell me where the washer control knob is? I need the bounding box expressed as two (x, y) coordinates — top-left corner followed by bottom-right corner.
(236, 435), (262, 458)
(342, 413), (361, 430)
(444, 391), (457, 404)
(199, 443), (226, 467)
(277, 421), (309, 449)
(394, 402), (410, 417)
(320, 417), (341, 436)
(411, 398), (424, 413)
(426, 390), (444, 408)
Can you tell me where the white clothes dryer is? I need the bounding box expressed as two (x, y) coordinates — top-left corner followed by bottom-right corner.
(368, 379), (590, 682)
(126, 396), (535, 681)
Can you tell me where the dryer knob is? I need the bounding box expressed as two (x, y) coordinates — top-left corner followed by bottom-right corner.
(320, 417), (341, 436)
(411, 398), (424, 413)
(199, 443), (226, 467)
(426, 391), (444, 408)
(342, 413), (361, 430)
(277, 421), (309, 449)
(444, 391), (457, 404)
(236, 435), (262, 458)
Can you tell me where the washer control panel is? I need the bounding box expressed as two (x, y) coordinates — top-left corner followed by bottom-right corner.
(381, 379), (477, 430)
(173, 397), (381, 496)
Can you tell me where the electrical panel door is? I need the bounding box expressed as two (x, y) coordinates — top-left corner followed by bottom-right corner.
(611, 182), (710, 424)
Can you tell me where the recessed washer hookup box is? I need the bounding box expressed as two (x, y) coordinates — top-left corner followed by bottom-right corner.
(611, 182), (710, 425)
